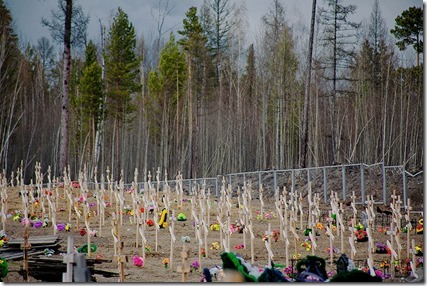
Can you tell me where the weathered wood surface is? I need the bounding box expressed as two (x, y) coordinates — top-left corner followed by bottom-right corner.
(18, 256), (116, 282)
(7, 235), (60, 245)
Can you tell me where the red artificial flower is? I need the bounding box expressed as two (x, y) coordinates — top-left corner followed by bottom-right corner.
(146, 219), (154, 227)
(79, 228), (87, 236)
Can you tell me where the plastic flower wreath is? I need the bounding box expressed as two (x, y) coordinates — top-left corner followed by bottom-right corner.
(355, 223), (364, 230)
(146, 219), (154, 227)
(416, 218), (423, 234)
(162, 258), (169, 268)
(264, 213), (273, 220)
(354, 229), (368, 241)
(33, 221), (43, 229)
(283, 265), (297, 279)
(379, 260), (390, 269)
(300, 240), (312, 252)
(191, 260), (200, 271)
(56, 223), (66, 231)
(210, 221), (220, 231)
(13, 213), (20, 221)
(210, 242), (220, 250)
(375, 242), (388, 253)
(415, 244), (423, 256)
(177, 213), (187, 221)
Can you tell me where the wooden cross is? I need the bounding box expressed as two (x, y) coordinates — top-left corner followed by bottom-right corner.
(265, 224), (273, 267)
(248, 224), (255, 264)
(21, 225), (31, 282)
(169, 210), (176, 270)
(114, 241), (127, 282)
(177, 244), (191, 282)
(348, 236), (357, 259)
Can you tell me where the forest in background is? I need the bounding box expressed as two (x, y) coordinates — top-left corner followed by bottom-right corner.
(0, 0), (423, 182)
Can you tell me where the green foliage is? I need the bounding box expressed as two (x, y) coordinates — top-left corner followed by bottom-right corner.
(78, 61), (104, 126)
(147, 33), (186, 138)
(390, 6), (423, 54)
(178, 6), (207, 52)
(104, 7), (140, 123)
(149, 33), (186, 106)
(83, 40), (98, 69)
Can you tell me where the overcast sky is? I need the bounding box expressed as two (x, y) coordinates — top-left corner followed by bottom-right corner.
(4, 0), (423, 49)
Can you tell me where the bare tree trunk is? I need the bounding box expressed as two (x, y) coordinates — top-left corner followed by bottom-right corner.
(300, 0), (317, 168)
(59, 0), (72, 175)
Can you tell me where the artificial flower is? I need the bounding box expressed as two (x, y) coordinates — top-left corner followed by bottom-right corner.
(146, 219), (154, 227)
(133, 255), (143, 267)
(162, 258), (169, 268)
(210, 242), (220, 250)
(191, 260), (200, 270)
(56, 223), (66, 231)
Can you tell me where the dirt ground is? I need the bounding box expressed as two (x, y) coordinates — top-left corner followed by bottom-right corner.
(0, 184), (424, 283)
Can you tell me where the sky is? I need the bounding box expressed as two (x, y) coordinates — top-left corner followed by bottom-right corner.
(4, 0), (424, 51)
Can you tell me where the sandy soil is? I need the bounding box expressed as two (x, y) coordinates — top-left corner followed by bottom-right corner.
(0, 185), (423, 283)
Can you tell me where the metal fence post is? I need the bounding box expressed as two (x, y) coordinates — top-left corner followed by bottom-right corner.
(382, 163), (387, 205)
(323, 167), (327, 203)
(360, 164), (365, 205)
(291, 170), (295, 192)
(243, 173), (246, 188)
(215, 176), (219, 197)
(273, 170), (277, 196)
(307, 168), (311, 188)
(189, 180), (192, 195)
(258, 171), (262, 188)
(229, 174), (232, 186)
(342, 165), (346, 200)
(402, 166), (407, 208)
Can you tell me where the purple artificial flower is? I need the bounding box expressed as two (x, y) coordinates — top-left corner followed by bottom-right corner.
(191, 260), (200, 269)
(33, 221), (43, 228)
(56, 223), (66, 231)
(89, 202), (96, 207)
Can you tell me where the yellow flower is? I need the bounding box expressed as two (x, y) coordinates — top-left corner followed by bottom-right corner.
(162, 258), (169, 265)
(0, 240), (4, 247)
